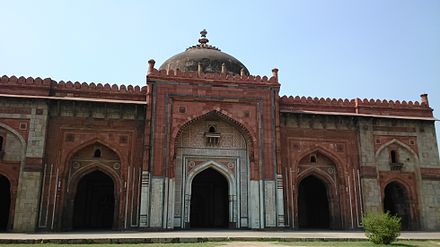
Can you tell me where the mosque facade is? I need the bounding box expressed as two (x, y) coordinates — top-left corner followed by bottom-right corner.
(0, 30), (439, 232)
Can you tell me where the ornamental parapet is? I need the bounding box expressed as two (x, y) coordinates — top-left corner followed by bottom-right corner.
(280, 95), (433, 119)
(0, 75), (147, 102)
(147, 59), (279, 86)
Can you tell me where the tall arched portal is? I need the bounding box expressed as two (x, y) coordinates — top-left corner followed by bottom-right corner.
(190, 168), (229, 228)
(173, 111), (249, 228)
(0, 175), (10, 231)
(298, 175), (330, 229)
(62, 142), (121, 230)
(73, 171), (115, 230)
(384, 181), (411, 230)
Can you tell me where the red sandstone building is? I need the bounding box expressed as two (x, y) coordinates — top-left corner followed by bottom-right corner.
(0, 30), (439, 232)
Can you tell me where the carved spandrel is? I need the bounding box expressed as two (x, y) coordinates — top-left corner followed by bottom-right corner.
(178, 120), (245, 149)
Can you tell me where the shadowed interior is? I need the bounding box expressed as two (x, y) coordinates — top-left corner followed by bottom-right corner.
(73, 171), (115, 230)
(0, 175), (10, 231)
(384, 181), (410, 230)
(190, 168), (229, 228)
(298, 175), (330, 229)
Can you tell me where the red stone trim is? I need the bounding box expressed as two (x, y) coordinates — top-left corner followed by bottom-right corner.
(280, 96), (433, 118)
(148, 69), (279, 86)
(0, 75), (51, 96)
(0, 120), (29, 147)
(23, 157), (43, 171)
(360, 166), (378, 178)
(1, 75), (147, 102)
(420, 168), (440, 180)
(374, 136), (419, 156)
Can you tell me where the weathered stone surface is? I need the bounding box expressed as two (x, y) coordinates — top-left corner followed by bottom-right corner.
(0, 33), (439, 232)
(421, 180), (440, 230)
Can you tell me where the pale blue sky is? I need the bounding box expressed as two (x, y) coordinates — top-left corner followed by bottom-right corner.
(1, 0), (440, 135)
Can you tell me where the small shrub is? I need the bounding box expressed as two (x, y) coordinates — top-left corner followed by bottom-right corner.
(363, 212), (401, 245)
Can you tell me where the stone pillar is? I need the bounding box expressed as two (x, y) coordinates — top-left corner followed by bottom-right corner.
(276, 174), (285, 227)
(13, 104), (48, 232)
(249, 180), (263, 229)
(139, 171), (150, 227)
(148, 176), (165, 228)
(13, 171), (42, 232)
(264, 180), (277, 227)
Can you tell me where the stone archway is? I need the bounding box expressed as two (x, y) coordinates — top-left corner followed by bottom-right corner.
(73, 170), (115, 230)
(384, 181), (411, 230)
(190, 168), (229, 228)
(173, 114), (246, 229)
(62, 142), (121, 230)
(296, 150), (342, 229)
(298, 175), (330, 229)
(0, 175), (10, 231)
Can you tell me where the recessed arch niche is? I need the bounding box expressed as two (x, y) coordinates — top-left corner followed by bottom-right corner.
(173, 111), (249, 229)
(62, 142), (121, 230)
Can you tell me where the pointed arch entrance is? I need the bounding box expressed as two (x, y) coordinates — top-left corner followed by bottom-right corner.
(172, 111), (247, 229)
(295, 150), (343, 229)
(190, 168), (229, 228)
(298, 175), (330, 229)
(384, 181), (411, 230)
(73, 170), (115, 229)
(62, 142), (121, 231)
(0, 175), (10, 231)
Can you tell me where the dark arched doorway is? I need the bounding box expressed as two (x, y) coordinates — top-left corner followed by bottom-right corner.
(0, 175), (10, 231)
(73, 171), (115, 230)
(298, 175), (330, 229)
(384, 181), (410, 230)
(190, 168), (229, 228)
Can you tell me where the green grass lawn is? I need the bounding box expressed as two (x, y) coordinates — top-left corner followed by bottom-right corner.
(278, 240), (440, 246)
(0, 241), (439, 247)
(0, 244), (218, 247)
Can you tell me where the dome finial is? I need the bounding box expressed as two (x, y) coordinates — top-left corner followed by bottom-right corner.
(198, 29), (209, 46)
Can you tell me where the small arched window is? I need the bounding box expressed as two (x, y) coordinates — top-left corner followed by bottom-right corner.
(310, 154), (317, 163)
(390, 150), (398, 163)
(94, 149), (102, 158)
(205, 125), (220, 146)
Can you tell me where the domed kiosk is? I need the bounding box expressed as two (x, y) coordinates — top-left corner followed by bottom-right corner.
(159, 29), (250, 76)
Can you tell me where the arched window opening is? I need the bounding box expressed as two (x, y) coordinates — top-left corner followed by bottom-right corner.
(94, 149), (101, 158)
(205, 125), (220, 146)
(390, 150), (398, 163)
(389, 150), (403, 171)
(0, 136), (4, 160)
(310, 154), (317, 163)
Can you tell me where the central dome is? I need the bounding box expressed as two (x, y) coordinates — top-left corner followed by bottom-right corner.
(159, 30), (250, 76)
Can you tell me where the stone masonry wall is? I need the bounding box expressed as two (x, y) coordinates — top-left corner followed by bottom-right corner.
(13, 171), (42, 231)
(418, 123), (440, 230)
(361, 178), (382, 213)
(0, 98), (48, 232)
(357, 117), (440, 229)
(420, 180), (440, 230)
(280, 113), (362, 229)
